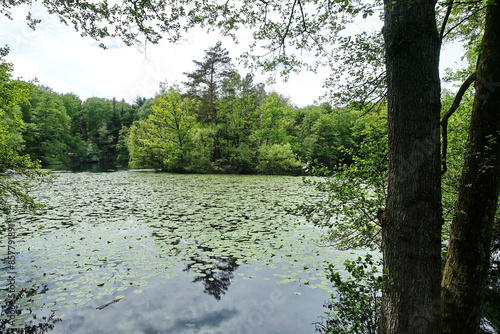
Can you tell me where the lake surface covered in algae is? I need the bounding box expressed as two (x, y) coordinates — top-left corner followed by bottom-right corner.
(1, 170), (356, 333)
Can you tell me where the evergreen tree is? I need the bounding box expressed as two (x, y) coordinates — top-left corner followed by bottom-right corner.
(183, 41), (235, 124)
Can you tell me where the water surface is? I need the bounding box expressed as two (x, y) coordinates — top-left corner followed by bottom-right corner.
(1, 171), (353, 333)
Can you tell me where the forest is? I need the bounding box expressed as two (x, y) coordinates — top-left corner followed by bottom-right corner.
(2, 42), (376, 175)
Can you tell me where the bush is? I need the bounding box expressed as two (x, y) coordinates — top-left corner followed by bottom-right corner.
(255, 143), (302, 174)
(316, 254), (382, 334)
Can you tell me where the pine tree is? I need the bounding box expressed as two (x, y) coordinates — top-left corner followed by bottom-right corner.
(183, 41), (235, 124)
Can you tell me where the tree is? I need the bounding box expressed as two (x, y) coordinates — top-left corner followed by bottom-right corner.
(215, 73), (266, 172)
(82, 97), (130, 161)
(115, 98), (136, 128)
(309, 111), (357, 167)
(59, 93), (91, 161)
(379, 1), (443, 333)
(253, 92), (295, 146)
(83, 97), (114, 159)
(134, 97), (154, 120)
(441, 4), (500, 333)
(128, 120), (158, 169)
(116, 126), (131, 163)
(255, 143), (302, 175)
(184, 41), (235, 124)
(60, 93), (82, 120)
(128, 87), (200, 171)
(21, 86), (72, 164)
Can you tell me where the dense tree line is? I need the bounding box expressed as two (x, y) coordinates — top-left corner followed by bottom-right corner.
(3, 42), (372, 175)
(15, 86), (141, 165)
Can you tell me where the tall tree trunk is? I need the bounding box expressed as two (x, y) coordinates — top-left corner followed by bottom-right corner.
(441, 4), (500, 333)
(381, 1), (443, 333)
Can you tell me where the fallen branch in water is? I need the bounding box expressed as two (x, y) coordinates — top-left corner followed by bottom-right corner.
(96, 298), (122, 310)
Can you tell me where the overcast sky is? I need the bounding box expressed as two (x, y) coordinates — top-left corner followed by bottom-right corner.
(1, 3), (466, 108)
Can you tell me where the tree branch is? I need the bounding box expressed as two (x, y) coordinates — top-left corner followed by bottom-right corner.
(297, 0), (308, 33)
(441, 71), (476, 175)
(442, 6), (486, 40)
(439, 0), (454, 41)
(281, 0), (299, 52)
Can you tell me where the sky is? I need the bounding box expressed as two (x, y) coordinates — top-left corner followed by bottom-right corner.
(0, 3), (466, 108)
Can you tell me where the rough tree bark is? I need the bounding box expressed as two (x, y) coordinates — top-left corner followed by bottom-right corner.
(380, 1), (443, 333)
(441, 3), (500, 333)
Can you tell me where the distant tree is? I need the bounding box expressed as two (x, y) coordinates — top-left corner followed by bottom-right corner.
(132, 96), (147, 109)
(255, 143), (302, 175)
(308, 111), (358, 167)
(184, 41), (235, 124)
(134, 98), (154, 120)
(59, 93), (82, 119)
(128, 120), (157, 168)
(218, 73), (265, 145)
(115, 98), (135, 127)
(129, 87), (200, 171)
(59, 93), (89, 160)
(82, 97), (118, 161)
(214, 73), (266, 172)
(253, 92), (294, 146)
(189, 126), (216, 173)
(115, 126), (130, 164)
(291, 105), (323, 161)
(83, 98), (113, 144)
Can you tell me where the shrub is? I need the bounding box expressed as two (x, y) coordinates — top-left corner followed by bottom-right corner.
(255, 143), (302, 174)
(316, 254), (382, 334)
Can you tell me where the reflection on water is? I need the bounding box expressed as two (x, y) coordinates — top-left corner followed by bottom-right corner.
(43, 265), (330, 334)
(0, 280), (61, 333)
(43, 163), (128, 173)
(0, 171), (350, 333)
(184, 245), (239, 301)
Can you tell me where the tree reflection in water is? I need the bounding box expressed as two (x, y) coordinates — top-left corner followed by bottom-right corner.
(0, 284), (61, 334)
(183, 245), (239, 301)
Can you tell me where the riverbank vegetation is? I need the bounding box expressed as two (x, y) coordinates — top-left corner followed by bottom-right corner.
(0, 46), (49, 214)
(2, 42), (379, 175)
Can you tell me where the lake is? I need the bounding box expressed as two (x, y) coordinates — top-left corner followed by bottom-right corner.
(1, 170), (357, 333)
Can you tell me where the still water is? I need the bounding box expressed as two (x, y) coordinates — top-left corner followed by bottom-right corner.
(1, 170), (354, 333)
